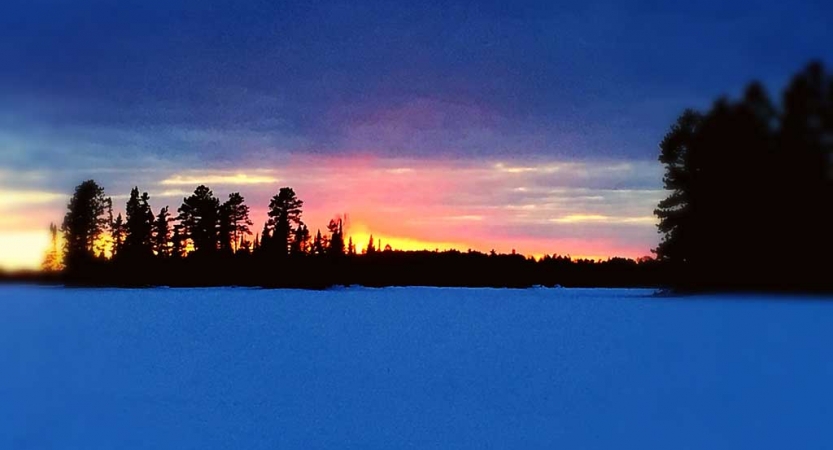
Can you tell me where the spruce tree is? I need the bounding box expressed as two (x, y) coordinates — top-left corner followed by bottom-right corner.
(265, 187), (304, 257)
(219, 193), (252, 253)
(366, 235), (376, 254)
(171, 226), (185, 259)
(110, 213), (126, 259)
(124, 187), (154, 259)
(291, 223), (310, 255)
(152, 207), (172, 258)
(327, 218), (345, 256)
(312, 229), (325, 255)
(61, 180), (110, 270)
(654, 61), (832, 288)
(177, 185), (220, 254)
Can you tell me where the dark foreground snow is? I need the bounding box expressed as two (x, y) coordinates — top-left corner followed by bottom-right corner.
(1, 286), (831, 449)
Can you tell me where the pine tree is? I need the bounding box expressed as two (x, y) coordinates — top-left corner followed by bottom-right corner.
(219, 193), (252, 253)
(258, 222), (271, 253)
(653, 110), (701, 264)
(124, 187), (154, 259)
(110, 213), (126, 259)
(365, 234), (376, 255)
(238, 236), (252, 255)
(291, 223), (310, 255)
(177, 185), (220, 254)
(152, 207), (172, 258)
(312, 229), (325, 255)
(171, 226), (185, 259)
(61, 180), (110, 270)
(265, 187), (304, 257)
(327, 218), (345, 256)
(654, 61), (833, 288)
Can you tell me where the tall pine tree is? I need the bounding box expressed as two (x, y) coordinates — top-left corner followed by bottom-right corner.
(265, 187), (304, 257)
(61, 180), (110, 270)
(655, 61), (832, 289)
(177, 185), (220, 254)
(219, 193), (252, 254)
(123, 187), (154, 259)
(152, 206), (172, 258)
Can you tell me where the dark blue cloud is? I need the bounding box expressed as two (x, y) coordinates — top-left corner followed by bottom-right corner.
(1, 0), (831, 168)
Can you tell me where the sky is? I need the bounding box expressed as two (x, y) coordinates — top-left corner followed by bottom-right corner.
(1, 0), (831, 270)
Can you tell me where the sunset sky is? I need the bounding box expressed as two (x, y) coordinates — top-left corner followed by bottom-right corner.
(1, 0), (831, 270)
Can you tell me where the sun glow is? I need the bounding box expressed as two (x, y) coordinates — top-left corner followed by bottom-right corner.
(161, 172), (279, 186)
(0, 231), (51, 271)
(346, 222), (468, 254)
(0, 156), (662, 271)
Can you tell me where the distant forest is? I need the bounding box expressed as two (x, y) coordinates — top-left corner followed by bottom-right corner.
(5, 61), (832, 292)
(33, 180), (666, 289)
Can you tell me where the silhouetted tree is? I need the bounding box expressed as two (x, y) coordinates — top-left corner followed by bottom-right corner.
(46, 178), (675, 288)
(258, 223), (271, 253)
(291, 223), (310, 255)
(109, 213), (126, 258)
(327, 218), (345, 256)
(218, 192), (252, 254)
(171, 226), (186, 259)
(177, 185), (220, 254)
(123, 187), (154, 259)
(219, 211), (233, 255)
(365, 234), (376, 255)
(61, 180), (110, 270)
(266, 187), (304, 257)
(312, 229), (325, 255)
(238, 236), (252, 255)
(152, 207), (172, 258)
(655, 61), (833, 289)
(777, 62), (833, 273)
(654, 110), (701, 265)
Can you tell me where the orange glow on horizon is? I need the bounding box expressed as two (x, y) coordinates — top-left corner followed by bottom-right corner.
(345, 221), (469, 254)
(0, 156), (660, 271)
(0, 222), (651, 272)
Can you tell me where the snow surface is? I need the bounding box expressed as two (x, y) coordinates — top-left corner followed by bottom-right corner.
(1, 286), (832, 449)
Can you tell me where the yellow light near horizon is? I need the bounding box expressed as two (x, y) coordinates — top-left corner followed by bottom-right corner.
(0, 230), (118, 272)
(160, 173), (279, 186)
(0, 230), (50, 271)
(0, 190), (64, 208)
(347, 222), (468, 254)
(95, 234), (114, 259)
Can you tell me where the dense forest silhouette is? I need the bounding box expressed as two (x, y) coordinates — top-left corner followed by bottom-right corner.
(654, 61), (832, 292)
(28, 179), (665, 289)
(2, 62), (830, 291)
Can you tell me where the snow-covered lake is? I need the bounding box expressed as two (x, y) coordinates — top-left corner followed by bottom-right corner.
(1, 286), (831, 449)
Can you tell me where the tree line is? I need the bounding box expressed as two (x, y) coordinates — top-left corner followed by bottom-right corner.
(654, 61), (832, 292)
(51, 182), (354, 267)
(23, 60), (832, 291)
(35, 181), (665, 288)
